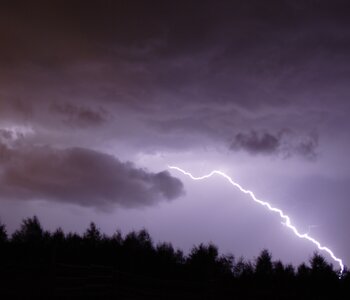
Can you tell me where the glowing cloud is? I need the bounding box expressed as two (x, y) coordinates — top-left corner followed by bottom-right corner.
(168, 165), (344, 275)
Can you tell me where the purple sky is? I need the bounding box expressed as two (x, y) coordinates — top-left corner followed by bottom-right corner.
(1, 0), (350, 269)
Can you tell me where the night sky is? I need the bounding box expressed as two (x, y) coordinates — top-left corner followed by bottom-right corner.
(1, 0), (350, 269)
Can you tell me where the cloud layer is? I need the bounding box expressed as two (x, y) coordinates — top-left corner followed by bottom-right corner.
(0, 144), (184, 208)
(0, 0), (349, 156)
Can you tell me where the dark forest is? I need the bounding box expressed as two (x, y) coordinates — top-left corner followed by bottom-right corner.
(0, 216), (348, 299)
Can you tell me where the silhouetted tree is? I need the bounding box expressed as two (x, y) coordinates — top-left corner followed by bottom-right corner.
(0, 221), (7, 243)
(297, 262), (311, 280)
(273, 260), (285, 277)
(156, 242), (182, 265)
(255, 249), (273, 279)
(64, 232), (83, 264)
(272, 260), (295, 287)
(284, 263), (295, 278)
(155, 242), (184, 278)
(310, 252), (332, 273)
(52, 227), (65, 243)
(50, 227), (65, 265)
(188, 243), (218, 279)
(122, 229), (155, 274)
(98, 229), (123, 267)
(111, 230), (123, 245)
(217, 253), (234, 277)
(123, 229), (153, 253)
(233, 256), (254, 280)
(309, 252), (337, 282)
(0, 221), (7, 263)
(187, 243), (232, 280)
(83, 222), (102, 242)
(342, 267), (350, 289)
(12, 216), (44, 243)
(10, 216), (50, 263)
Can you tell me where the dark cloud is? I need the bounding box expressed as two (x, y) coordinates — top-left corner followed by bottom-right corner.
(291, 133), (319, 161)
(0, 127), (29, 145)
(0, 0), (349, 136)
(0, 129), (13, 140)
(50, 103), (107, 126)
(231, 131), (280, 154)
(0, 0), (345, 164)
(0, 144), (184, 208)
(230, 130), (318, 160)
(1, 1), (349, 64)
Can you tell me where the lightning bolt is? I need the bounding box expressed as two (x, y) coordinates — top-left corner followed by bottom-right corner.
(168, 165), (344, 275)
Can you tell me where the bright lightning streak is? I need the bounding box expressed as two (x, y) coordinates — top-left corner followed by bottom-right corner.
(168, 165), (344, 275)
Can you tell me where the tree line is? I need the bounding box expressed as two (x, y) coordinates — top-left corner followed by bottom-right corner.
(0, 216), (349, 299)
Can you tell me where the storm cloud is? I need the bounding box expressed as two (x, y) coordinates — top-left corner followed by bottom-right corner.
(0, 144), (184, 208)
(0, 0), (349, 153)
(230, 130), (318, 160)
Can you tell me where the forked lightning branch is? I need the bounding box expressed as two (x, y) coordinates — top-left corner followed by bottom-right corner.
(168, 165), (344, 275)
